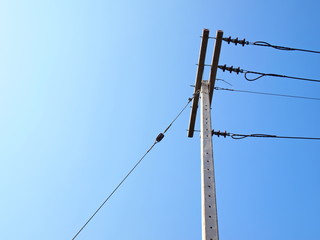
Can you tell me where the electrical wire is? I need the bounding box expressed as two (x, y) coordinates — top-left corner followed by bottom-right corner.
(71, 93), (198, 240)
(243, 70), (320, 82)
(218, 64), (320, 83)
(216, 78), (233, 86)
(71, 142), (157, 240)
(211, 35), (320, 54)
(214, 86), (320, 101)
(250, 41), (320, 54)
(212, 130), (320, 140)
(163, 93), (198, 134)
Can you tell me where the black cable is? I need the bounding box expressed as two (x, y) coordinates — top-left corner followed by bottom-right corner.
(243, 70), (320, 83)
(251, 41), (320, 54)
(213, 35), (320, 54)
(214, 86), (320, 101)
(212, 130), (320, 140)
(163, 92), (198, 133)
(218, 64), (320, 83)
(71, 142), (157, 240)
(71, 94), (197, 240)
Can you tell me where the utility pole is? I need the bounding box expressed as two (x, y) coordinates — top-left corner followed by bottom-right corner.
(188, 29), (223, 240)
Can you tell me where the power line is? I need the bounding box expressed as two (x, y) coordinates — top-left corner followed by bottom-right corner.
(210, 36), (320, 54)
(163, 92), (199, 134)
(71, 93), (197, 240)
(71, 141), (157, 240)
(212, 130), (320, 140)
(250, 41), (320, 54)
(218, 64), (320, 83)
(214, 86), (320, 101)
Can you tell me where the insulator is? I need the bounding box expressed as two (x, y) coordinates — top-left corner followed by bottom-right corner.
(219, 64), (227, 72)
(223, 37), (249, 47)
(156, 133), (164, 142)
(238, 38), (247, 46)
(218, 65), (242, 74)
(234, 38), (239, 45)
(212, 130), (227, 138)
(224, 36), (232, 44)
(234, 67), (241, 74)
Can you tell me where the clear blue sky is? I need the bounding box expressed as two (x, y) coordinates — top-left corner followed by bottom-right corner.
(1, 0), (320, 239)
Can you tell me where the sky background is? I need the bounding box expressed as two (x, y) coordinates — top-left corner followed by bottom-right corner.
(1, 0), (320, 239)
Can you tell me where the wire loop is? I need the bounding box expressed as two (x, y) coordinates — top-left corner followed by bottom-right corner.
(244, 72), (266, 81)
(230, 134), (248, 139)
(252, 41), (294, 51)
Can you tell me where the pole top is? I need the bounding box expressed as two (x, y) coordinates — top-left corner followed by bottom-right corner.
(188, 29), (224, 138)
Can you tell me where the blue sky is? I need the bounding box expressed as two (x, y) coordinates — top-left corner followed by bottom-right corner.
(1, 0), (320, 239)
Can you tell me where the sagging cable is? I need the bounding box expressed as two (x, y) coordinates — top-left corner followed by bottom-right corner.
(215, 35), (320, 54)
(218, 64), (320, 83)
(214, 87), (320, 101)
(212, 130), (320, 140)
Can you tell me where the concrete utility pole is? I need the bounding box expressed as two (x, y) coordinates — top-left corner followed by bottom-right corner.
(188, 29), (223, 240)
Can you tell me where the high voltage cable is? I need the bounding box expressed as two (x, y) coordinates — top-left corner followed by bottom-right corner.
(217, 64), (320, 83)
(71, 93), (198, 240)
(251, 41), (320, 54)
(212, 130), (320, 140)
(214, 86), (320, 101)
(209, 36), (320, 54)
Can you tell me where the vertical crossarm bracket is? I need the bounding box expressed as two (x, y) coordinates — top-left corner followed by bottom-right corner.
(209, 30), (223, 104)
(188, 29), (210, 138)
